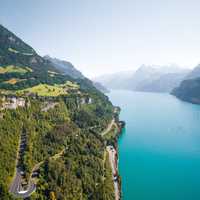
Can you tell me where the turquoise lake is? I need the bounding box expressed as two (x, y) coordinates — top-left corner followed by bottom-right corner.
(108, 90), (200, 200)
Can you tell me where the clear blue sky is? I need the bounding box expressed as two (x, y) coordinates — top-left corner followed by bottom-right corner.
(1, 0), (200, 77)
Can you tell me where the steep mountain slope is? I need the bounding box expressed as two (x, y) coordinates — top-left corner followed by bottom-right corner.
(0, 25), (110, 97)
(0, 24), (117, 199)
(172, 78), (200, 104)
(44, 55), (109, 93)
(44, 55), (84, 79)
(0, 24), (76, 91)
(0, 25), (36, 60)
(172, 64), (200, 104)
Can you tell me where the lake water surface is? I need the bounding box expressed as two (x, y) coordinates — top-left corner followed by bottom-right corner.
(108, 90), (200, 200)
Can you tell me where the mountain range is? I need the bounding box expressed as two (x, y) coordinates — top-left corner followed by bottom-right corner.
(94, 64), (190, 93)
(95, 63), (200, 104)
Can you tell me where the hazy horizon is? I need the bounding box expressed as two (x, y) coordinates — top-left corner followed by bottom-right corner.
(1, 0), (200, 78)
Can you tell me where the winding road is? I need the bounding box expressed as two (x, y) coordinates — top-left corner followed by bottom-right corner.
(101, 119), (115, 136)
(9, 169), (36, 198)
(102, 107), (119, 136)
(107, 145), (120, 200)
(9, 129), (36, 198)
(9, 107), (118, 198)
(9, 143), (65, 198)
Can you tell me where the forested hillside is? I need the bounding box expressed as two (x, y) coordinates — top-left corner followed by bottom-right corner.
(0, 24), (117, 199)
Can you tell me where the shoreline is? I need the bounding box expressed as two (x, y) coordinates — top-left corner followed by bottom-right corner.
(106, 106), (125, 200)
(107, 145), (120, 200)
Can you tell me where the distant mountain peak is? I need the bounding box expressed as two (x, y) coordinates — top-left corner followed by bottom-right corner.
(94, 64), (190, 93)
